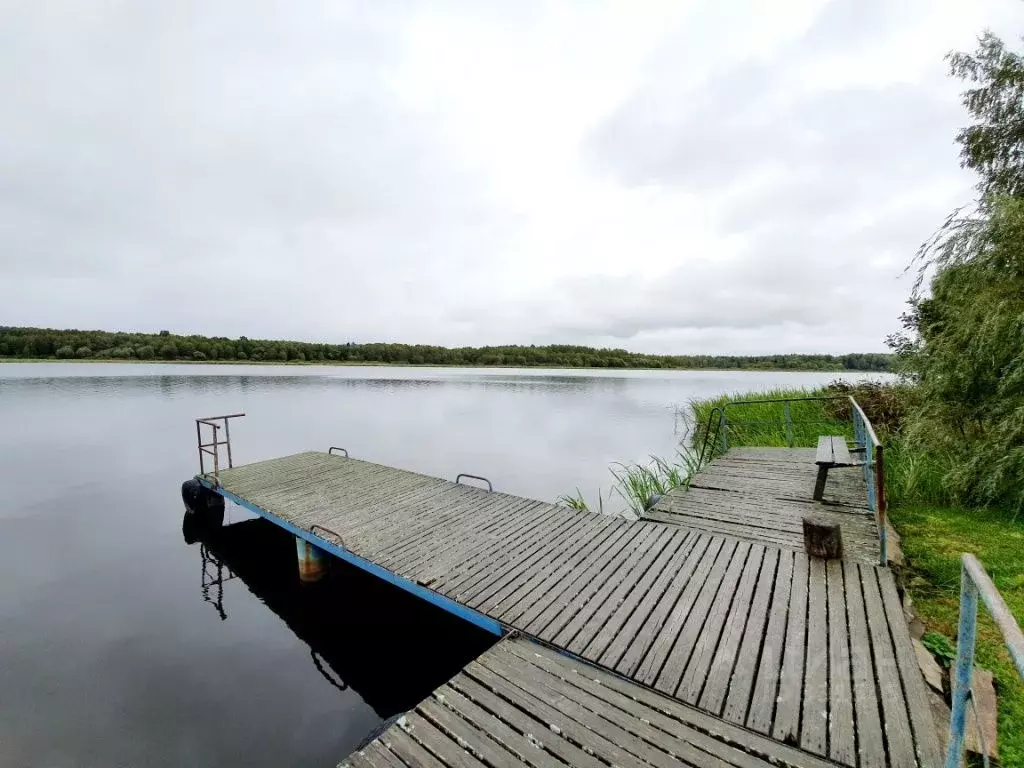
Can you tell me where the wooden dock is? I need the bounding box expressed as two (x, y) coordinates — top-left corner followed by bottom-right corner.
(200, 448), (942, 768)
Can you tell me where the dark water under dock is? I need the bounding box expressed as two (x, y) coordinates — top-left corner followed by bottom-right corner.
(0, 364), (888, 766)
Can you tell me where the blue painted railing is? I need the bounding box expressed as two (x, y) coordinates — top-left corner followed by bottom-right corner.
(946, 554), (1024, 768)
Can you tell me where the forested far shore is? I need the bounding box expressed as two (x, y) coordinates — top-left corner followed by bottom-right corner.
(0, 326), (892, 371)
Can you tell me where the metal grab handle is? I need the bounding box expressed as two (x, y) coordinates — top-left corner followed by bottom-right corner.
(310, 524), (346, 549)
(328, 447), (349, 457)
(456, 473), (493, 492)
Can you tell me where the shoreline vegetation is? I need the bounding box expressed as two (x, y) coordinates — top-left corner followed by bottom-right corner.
(0, 326), (892, 372)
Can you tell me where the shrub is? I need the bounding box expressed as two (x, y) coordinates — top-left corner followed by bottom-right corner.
(75, 346), (92, 358)
(55, 346), (74, 359)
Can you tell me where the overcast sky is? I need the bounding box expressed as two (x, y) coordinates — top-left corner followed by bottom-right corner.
(2, 1), (1022, 354)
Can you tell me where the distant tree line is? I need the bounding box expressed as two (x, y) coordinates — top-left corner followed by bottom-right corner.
(0, 326), (893, 371)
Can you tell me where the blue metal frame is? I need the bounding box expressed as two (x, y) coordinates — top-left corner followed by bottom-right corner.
(196, 477), (505, 637)
(946, 553), (1024, 768)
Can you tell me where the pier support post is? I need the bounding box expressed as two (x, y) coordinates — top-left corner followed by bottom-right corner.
(296, 537), (328, 583)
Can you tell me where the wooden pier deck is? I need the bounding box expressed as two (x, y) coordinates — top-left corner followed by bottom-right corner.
(642, 448), (882, 564)
(203, 449), (942, 768)
(344, 634), (845, 768)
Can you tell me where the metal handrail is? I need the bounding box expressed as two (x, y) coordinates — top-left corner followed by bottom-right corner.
(310, 524), (347, 549)
(328, 447), (349, 457)
(946, 554), (1024, 768)
(713, 394), (888, 564)
(456, 473), (493, 492)
(697, 407), (724, 469)
(195, 413), (245, 484)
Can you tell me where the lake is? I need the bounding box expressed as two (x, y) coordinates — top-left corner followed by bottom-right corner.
(0, 363), (889, 766)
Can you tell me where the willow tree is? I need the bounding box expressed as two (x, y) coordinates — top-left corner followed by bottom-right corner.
(892, 33), (1024, 510)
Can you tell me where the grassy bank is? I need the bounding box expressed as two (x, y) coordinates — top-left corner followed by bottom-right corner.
(685, 384), (1023, 766)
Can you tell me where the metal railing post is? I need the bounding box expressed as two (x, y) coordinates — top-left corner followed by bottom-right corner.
(719, 409), (728, 452)
(784, 401), (793, 447)
(946, 568), (980, 768)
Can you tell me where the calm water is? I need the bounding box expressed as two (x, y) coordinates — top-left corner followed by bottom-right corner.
(0, 363), (889, 767)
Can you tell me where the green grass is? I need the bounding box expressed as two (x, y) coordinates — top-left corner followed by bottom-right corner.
(892, 505), (1024, 767)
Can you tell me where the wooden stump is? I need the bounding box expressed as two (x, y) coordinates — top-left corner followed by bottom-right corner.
(803, 517), (843, 559)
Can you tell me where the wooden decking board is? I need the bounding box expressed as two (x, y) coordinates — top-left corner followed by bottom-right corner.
(590, 529), (698, 670)
(493, 644), (739, 768)
(745, 549), (794, 734)
(721, 547), (779, 723)
(801, 559), (828, 756)
(594, 532), (709, 670)
(646, 449), (881, 563)
(426, 501), (569, 593)
(500, 639), (845, 768)
(492, 519), (627, 624)
(878, 568), (944, 768)
(214, 451), (937, 768)
(440, 508), (585, 602)
(514, 522), (646, 633)
(430, 683), (559, 768)
(678, 542), (759, 704)
(378, 495), (534, 571)
(468, 516), (613, 614)
(372, 494), (529, 571)
(475, 651), (680, 768)
(394, 499), (552, 582)
(654, 538), (741, 695)
(632, 536), (727, 684)
(773, 553), (809, 745)
(826, 560), (855, 766)
(416, 698), (523, 768)
(843, 560), (887, 768)
(859, 564), (917, 768)
(699, 543), (767, 714)
(550, 524), (670, 651)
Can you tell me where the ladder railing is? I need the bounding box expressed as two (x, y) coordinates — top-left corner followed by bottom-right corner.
(195, 413), (245, 484)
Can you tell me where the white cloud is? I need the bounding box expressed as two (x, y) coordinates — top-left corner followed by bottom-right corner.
(1, 0), (1022, 352)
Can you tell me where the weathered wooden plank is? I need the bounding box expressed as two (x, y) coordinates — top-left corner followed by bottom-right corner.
(842, 559), (886, 768)
(429, 503), (573, 594)
(653, 538), (740, 695)
(878, 567), (945, 768)
(631, 536), (726, 684)
(491, 519), (627, 624)
(745, 549), (793, 733)
(446, 512), (589, 602)
(860, 563), (917, 768)
(591, 530), (703, 670)
(417, 698), (524, 768)
(502, 639), (843, 768)
(801, 558), (828, 756)
(515, 522), (645, 634)
(429, 684), (558, 768)
(469, 517), (613, 614)
(551, 524), (670, 651)
(677, 541), (757, 704)
(826, 559), (855, 765)
(486, 644), (741, 768)
(720, 547), (779, 723)
(379, 724), (448, 768)
(451, 668), (608, 768)
(772, 553), (808, 744)
(699, 544), (767, 714)
(364, 742), (411, 768)
(401, 711), (488, 768)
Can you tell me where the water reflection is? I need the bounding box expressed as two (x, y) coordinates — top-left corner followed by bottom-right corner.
(182, 514), (497, 719)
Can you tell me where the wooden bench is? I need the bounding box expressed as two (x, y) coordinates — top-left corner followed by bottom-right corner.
(814, 435), (854, 501)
